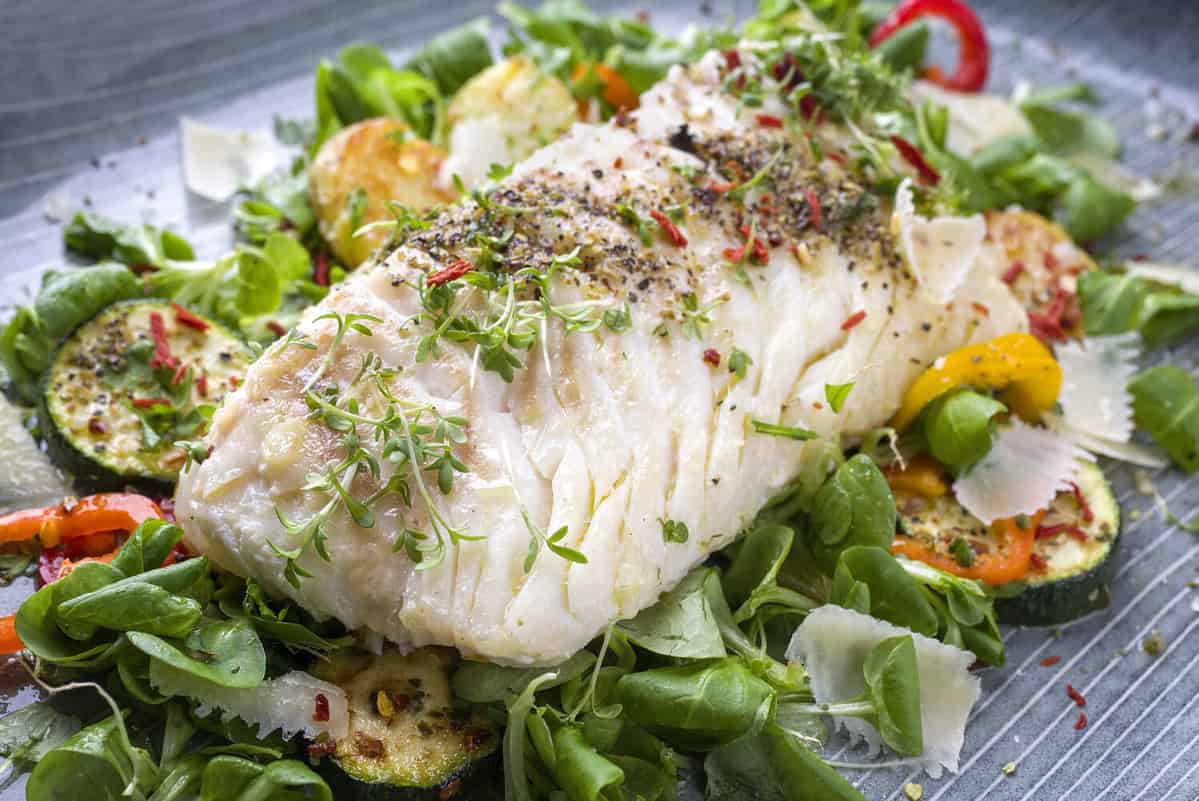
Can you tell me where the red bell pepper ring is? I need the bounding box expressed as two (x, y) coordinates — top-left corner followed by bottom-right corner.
(869, 0), (989, 93)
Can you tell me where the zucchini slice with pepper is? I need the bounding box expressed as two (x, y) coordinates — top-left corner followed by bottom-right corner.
(311, 647), (499, 801)
(42, 299), (249, 490)
(894, 461), (1120, 625)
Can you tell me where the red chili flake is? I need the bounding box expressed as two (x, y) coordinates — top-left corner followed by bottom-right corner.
(813, 401), (825, 410)
(740, 223), (769, 263)
(1074, 712), (1088, 730)
(1066, 684), (1087, 707)
(313, 693), (330, 722)
(1001, 262), (1025, 284)
(805, 188), (822, 231)
(1029, 552), (1049, 572)
(725, 160), (747, 183)
(172, 303), (210, 332)
(131, 397), (166, 409)
(36, 548), (65, 588)
(613, 156), (624, 169)
(307, 740), (337, 759)
(1036, 522), (1082, 540)
(88, 417), (108, 435)
(1040, 656), (1062, 667)
(756, 113), (784, 128)
(1071, 483), (1095, 522)
(825, 150), (848, 166)
(709, 180), (735, 193)
(266, 320), (287, 338)
(196, 373), (208, 398)
(723, 49), (742, 71)
(148, 312), (180, 369)
(972, 302), (990, 317)
(702, 348), (721, 367)
(1043, 248), (1060, 272)
(649, 210), (688, 247)
(1028, 285), (1075, 343)
(841, 310), (866, 331)
(771, 52), (803, 89)
(229, 376), (240, 388)
(891, 135), (941, 185)
(427, 259), (475, 287)
(170, 362), (189, 386)
(313, 250), (331, 287)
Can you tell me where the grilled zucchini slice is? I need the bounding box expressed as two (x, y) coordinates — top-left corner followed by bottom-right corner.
(312, 648), (498, 800)
(895, 461), (1120, 625)
(42, 300), (249, 490)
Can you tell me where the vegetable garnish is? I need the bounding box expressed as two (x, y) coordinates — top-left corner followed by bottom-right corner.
(894, 510), (1043, 584)
(891, 332), (1061, 430)
(870, 0), (990, 93)
(891, 135), (941, 185)
(0, 493), (163, 549)
(649, 209), (688, 247)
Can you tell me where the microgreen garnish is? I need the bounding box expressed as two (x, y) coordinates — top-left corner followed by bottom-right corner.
(751, 419), (818, 440)
(825, 381), (854, 413)
(659, 518), (690, 544)
(728, 348), (752, 380)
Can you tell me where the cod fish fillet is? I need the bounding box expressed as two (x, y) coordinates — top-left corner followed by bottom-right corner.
(175, 49), (1025, 665)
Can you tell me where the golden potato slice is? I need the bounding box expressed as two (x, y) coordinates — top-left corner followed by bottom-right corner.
(309, 118), (454, 268)
(986, 209), (1097, 340)
(441, 56), (579, 188)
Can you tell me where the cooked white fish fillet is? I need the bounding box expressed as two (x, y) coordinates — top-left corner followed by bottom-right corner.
(175, 50), (1025, 666)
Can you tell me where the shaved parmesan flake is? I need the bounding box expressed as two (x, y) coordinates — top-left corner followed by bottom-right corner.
(180, 118), (285, 202)
(1043, 411), (1168, 469)
(894, 179), (985, 303)
(150, 663), (348, 740)
(1124, 261), (1199, 295)
(787, 605), (980, 779)
(1056, 332), (1140, 443)
(953, 421), (1092, 524)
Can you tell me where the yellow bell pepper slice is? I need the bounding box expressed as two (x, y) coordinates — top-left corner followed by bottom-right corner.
(892, 332), (1061, 430)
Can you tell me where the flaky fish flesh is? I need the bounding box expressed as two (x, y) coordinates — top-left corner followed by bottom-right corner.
(175, 49), (1025, 665)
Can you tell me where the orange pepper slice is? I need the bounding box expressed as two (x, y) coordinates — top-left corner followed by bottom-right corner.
(0, 493), (162, 548)
(0, 616), (22, 655)
(892, 510), (1044, 585)
(571, 63), (640, 113)
(885, 456), (949, 498)
(892, 332), (1061, 430)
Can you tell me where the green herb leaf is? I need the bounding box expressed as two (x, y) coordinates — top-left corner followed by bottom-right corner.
(64, 211), (194, 267)
(831, 547), (938, 636)
(659, 518), (689, 544)
(807, 454), (896, 573)
(1129, 365), (1199, 473)
(751, 420), (817, 440)
(728, 348), (752, 380)
(26, 715), (158, 801)
(617, 569), (727, 659)
(603, 304), (632, 333)
(705, 722), (865, 801)
(921, 388), (1006, 474)
(861, 635), (923, 756)
(0, 701), (81, 770)
(824, 381), (854, 413)
(130, 618), (266, 689)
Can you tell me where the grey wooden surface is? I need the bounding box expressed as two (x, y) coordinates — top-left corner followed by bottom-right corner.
(2, 2), (1199, 801)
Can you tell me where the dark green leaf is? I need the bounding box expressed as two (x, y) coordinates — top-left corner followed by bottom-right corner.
(1020, 99), (1119, 160)
(130, 618), (266, 689)
(26, 715), (157, 801)
(1129, 365), (1199, 473)
(453, 650), (596, 704)
(0, 701), (81, 768)
(831, 547), (938, 636)
(552, 725), (624, 801)
(921, 389), (1006, 474)
(616, 658), (775, 750)
(110, 520), (184, 577)
(403, 17), (494, 96)
(704, 722), (865, 801)
(33, 263), (141, 341)
(861, 635), (923, 756)
(1054, 174), (1134, 243)
(873, 20), (928, 72)
(618, 568), (727, 659)
(64, 211), (194, 267)
(807, 455), (896, 573)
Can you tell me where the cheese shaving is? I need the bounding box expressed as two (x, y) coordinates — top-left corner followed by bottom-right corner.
(894, 179), (985, 303)
(1043, 411), (1168, 469)
(953, 421), (1092, 524)
(1056, 332), (1140, 443)
(1123, 261), (1199, 295)
(180, 118), (285, 202)
(150, 663), (349, 740)
(787, 605), (980, 779)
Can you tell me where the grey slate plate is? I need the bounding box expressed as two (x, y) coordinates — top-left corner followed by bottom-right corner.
(1, 1), (1198, 799)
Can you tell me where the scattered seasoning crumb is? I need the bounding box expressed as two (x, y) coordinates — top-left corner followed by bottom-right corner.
(1143, 629), (1165, 657)
(1074, 712), (1088, 731)
(841, 310), (866, 331)
(313, 693), (330, 722)
(1134, 469), (1157, 497)
(1066, 684), (1086, 707)
(1002, 762), (1018, 776)
(1040, 656), (1061, 667)
(903, 782), (923, 801)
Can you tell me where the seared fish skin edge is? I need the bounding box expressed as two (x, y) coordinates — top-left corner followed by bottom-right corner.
(174, 50), (1025, 666)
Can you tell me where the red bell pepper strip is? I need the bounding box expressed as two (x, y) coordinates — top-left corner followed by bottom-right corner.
(0, 493), (163, 549)
(869, 0), (989, 92)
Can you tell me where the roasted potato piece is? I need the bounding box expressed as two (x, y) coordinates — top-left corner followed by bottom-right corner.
(986, 208), (1097, 339)
(440, 56), (579, 189)
(309, 118), (453, 268)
